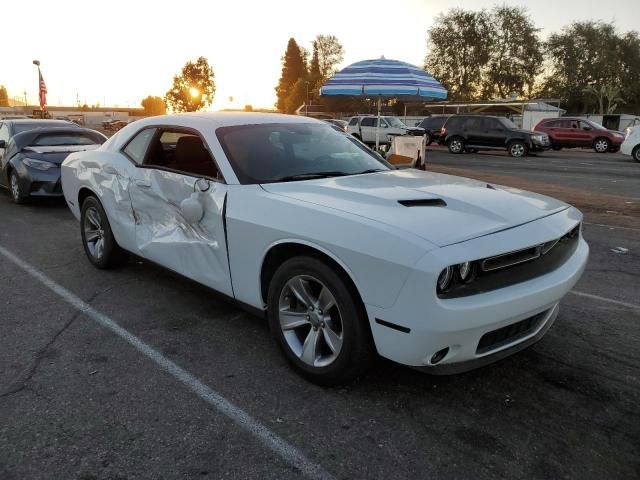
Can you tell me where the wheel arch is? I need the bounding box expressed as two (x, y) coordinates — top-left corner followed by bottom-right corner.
(78, 186), (99, 208)
(259, 240), (365, 312)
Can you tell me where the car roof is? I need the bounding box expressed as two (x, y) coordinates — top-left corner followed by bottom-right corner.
(103, 112), (324, 151)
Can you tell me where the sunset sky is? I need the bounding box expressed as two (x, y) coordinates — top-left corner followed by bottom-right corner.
(2, 0), (639, 110)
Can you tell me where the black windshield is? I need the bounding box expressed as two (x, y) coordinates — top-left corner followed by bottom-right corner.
(216, 123), (390, 184)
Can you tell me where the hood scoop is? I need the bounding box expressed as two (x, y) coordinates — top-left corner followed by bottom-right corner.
(398, 198), (447, 207)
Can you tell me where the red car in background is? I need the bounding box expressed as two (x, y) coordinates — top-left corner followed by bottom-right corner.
(534, 117), (625, 153)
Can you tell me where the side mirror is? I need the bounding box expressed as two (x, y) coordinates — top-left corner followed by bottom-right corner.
(180, 192), (204, 224)
(0, 140), (5, 149)
(582, 126), (592, 131)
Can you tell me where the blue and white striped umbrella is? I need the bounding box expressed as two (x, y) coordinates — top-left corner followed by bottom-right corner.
(320, 57), (447, 100)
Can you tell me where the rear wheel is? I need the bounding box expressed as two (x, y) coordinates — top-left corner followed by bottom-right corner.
(508, 140), (528, 158)
(633, 146), (640, 163)
(593, 137), (610, 153)
(267, 256), (374, 385)
(447, 137), (464, 154)
(9, 171), (27, 204)
(80, 196), (129, 269)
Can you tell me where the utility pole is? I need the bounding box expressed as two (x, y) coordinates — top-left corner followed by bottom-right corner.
(23, 90), (27, 108)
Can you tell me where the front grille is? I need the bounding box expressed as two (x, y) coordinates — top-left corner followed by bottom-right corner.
(476, 310), (548, 354)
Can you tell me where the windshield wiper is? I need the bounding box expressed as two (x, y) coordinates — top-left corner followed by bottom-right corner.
(274, 171), (350, 182)
(355, 168), (386, 174)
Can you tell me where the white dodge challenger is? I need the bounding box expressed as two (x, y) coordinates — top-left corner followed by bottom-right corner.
(61, 113), (589, 384)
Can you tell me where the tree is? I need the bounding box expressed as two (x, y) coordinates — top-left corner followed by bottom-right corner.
(141, 95), (167, 116)
(483, 6), (543, 98)
(285, 78), (308, 114)
(308, 44), (322, 101)
(314, 35), (344, 81)
(0, 85), (8, 107)
(425, 9), (492, 101)
(539, 22), (636, 112)
(275, 38), (307, 112)
(582, 85), (625, 114)
(165, 57), (216, 112)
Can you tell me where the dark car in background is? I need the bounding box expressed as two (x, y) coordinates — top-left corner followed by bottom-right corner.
(534, 117), (625, 153)
(416, 116), (449, 145)
(438, 115), (550, 157)
(0, 123), (106, 204)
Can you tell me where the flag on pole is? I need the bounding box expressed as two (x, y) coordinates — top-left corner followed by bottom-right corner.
(38, 69), (47, 111)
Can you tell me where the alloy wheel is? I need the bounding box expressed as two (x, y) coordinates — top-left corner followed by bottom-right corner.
(278, 275), (343, 368)
(10, 174), (20, 201)
(510, 143), (525, 157)
(595, 139), (609, 153)
(449, 139), (463, 153)
(83, 206), (106, 260)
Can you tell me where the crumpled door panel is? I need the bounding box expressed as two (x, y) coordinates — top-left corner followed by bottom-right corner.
(130, 168), (232, 297)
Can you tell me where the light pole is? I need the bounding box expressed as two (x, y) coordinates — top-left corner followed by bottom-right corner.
(305, 81), (309, 116)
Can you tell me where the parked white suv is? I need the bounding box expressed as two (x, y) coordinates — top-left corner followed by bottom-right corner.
(346, 116), (424, 145)
(621, 126), (640, 162)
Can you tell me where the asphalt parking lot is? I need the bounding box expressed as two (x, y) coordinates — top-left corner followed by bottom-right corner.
(1, 149), (639, 480)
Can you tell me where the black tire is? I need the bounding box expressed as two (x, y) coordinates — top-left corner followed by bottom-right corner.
(633, 146), (640, 163)
(80, 196), (129, 269)
(447, 136), (465, 154)
(9, 170), (28, 204)
(508, 140), (528, 158)
(551, 144), (562, 151)
(593, 137), (610, 153)
(424, 133), (432, 145)
(267, 256), (374, 385)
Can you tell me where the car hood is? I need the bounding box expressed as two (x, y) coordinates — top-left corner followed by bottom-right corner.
(262, 170), (570, 247)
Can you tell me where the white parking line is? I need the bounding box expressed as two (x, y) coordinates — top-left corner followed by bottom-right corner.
(571, 290), (640, 310)
(0, 244), (334, 480)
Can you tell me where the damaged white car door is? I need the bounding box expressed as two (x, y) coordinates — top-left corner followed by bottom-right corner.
(127, 127), (232, 297)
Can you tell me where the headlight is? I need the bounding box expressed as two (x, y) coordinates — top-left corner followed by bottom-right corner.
(23, 158), (56, 170)
(437, 261), (477, 294)
(437, 266), (454, 293)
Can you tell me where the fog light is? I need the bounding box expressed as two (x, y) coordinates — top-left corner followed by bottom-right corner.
(431, 347), (449, 365)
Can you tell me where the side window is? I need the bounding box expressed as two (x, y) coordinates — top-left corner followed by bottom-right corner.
(0, 124), (9, 142)
(348, 117), (359, 126)
(463, 117), (483, 130)
(569, 120), (579, 129)
(578, 120), (592, 130)
(484, 118), (501, 130)
(123, 128), (156, 164)
(144, 129), (218, 179)
(361, 117), (376, 127)
(380, 119), (389, 127)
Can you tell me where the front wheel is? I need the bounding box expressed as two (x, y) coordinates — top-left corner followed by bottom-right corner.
(267, 256), (374, 385)
(633, 146), (640, 163)
(80, 196), (129, 269)
(424, 133), (432, 145)
(593, 137), (610, 153)
(447, 137), (464, 154)
(508, 141), (528, 158)
(9, 171), (27, 204)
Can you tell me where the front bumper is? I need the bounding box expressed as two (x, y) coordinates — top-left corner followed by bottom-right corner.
(365, 207), (588, 371)
(15, 163), (63, 198)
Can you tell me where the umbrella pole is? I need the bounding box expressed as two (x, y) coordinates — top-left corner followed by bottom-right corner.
(375, 95), (381, 151)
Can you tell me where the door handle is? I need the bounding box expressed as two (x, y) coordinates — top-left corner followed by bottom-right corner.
(135, 179), (151, 188)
